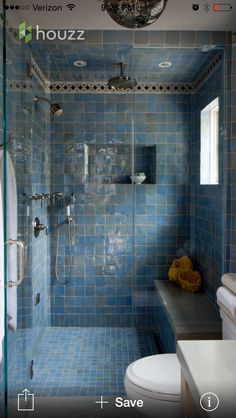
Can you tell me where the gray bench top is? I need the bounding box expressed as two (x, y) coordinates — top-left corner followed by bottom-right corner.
(154, 280), (222, 340)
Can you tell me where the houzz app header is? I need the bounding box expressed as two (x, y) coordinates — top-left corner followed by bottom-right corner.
(19, 22), (85, 43)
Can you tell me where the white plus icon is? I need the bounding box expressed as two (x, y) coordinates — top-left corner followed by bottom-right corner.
(95, 396), (109, 409)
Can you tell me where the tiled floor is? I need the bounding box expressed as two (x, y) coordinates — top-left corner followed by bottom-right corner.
(31, 327), (158, 397)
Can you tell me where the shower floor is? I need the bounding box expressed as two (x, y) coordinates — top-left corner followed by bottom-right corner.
(31, 327), (158, 397)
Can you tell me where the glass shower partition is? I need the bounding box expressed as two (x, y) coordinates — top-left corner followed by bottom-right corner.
(4, 19), (34, 412)
(50, 90), (137, 330)
(3, 9), (51, 414)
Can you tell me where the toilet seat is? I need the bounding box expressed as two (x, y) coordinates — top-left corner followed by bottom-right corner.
(125, 354), (181, 402)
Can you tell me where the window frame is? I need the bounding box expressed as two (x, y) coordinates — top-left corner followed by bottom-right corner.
(200, 97), (219, 185)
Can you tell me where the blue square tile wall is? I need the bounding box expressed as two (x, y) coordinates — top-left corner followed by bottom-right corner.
(50, 92), (190, 327)
(189, 63), (225, 304)
(226, 33), (236, 273)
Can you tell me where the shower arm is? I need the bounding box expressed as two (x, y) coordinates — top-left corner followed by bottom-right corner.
(33, 96), (51, 105)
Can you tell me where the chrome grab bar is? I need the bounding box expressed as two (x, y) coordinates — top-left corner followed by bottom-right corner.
(6, 239), (25, 287)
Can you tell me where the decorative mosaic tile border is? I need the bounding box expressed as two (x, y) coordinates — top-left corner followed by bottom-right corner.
(8, 80), (34, 91)
(8, 54), (222, 95)
(46, 81), (194, 94)
(29, 57), (50, 91)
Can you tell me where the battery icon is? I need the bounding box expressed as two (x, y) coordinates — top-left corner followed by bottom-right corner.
(213, 3), (232, 11)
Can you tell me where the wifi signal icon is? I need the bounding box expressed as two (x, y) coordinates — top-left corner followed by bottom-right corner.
(66, 3), (76, 11)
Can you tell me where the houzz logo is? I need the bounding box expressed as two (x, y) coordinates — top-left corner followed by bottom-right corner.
(19, 22), (32, 44)
(18, 22), (85, 43)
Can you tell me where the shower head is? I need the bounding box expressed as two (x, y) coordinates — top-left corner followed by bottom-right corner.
(108, 63), (137, 90)
(50, 102), (63, 116)
(33, 96), (63, 116)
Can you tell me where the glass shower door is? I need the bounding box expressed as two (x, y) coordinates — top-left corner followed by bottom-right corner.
(3, 8), (41, 414)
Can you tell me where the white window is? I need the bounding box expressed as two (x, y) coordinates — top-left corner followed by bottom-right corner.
(200, 97), (219, 185)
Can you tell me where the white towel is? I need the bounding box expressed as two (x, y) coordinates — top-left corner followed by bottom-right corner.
(217, 286), (236, 319)
(0, 177), (4, 360)
(218, 301), (236, 326)
(222, 273), (236, 295)
(0, 150), (18, 331)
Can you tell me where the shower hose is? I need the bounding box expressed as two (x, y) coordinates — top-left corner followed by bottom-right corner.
(55, 213), (73, 285)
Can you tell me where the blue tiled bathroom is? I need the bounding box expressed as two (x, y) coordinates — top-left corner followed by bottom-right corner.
(1, 2), (236, 418)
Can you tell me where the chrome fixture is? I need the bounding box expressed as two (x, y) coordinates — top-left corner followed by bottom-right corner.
(41, 193), (51, 207)
(104, 0), (168, 29)
(66, 216), (73, 224)
(108, 63), (137, 90)
(34, 217), (48, 237)
(24, 193), (51, 207)
(33, 96), (63, 116)
(24, 192), (74, 208)
(7, 239), (25, 287)
(54, 192), (63, 201)
(53, 192), (64, 207)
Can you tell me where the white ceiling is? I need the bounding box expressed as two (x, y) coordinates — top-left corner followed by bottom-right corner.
(6, 0), (236, 30)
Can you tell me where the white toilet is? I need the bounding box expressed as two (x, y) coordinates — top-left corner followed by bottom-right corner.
(125, 353), (181, 417)
(124, 307), (236, 417)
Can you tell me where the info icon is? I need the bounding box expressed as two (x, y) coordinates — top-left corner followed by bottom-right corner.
(200, 392), (219, 412)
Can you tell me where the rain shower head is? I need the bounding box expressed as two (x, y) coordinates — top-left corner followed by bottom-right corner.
(108, 63), (137, 90)
(33, 96), (63, 116)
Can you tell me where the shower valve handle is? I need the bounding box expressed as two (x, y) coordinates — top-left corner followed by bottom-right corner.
(34, 217), (48, 237)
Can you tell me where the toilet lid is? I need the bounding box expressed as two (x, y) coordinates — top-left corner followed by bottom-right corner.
(126, 354), (181, 396)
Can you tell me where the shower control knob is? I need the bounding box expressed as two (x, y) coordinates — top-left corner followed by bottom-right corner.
(44, 194), (51, 207)
(33, 217), (48, 237)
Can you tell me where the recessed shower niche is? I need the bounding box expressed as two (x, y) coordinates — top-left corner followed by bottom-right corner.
(73, 143), (156, 184)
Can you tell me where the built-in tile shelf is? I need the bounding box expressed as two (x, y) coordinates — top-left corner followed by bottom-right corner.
(75, 144), (156, 184)
(154, 280), (222, 341)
